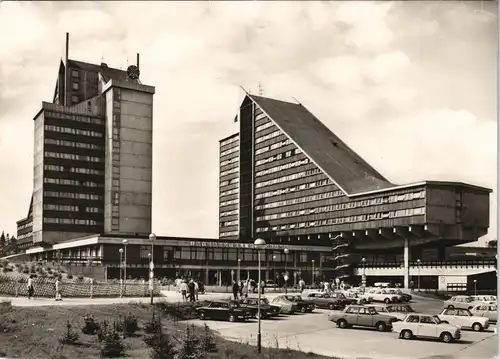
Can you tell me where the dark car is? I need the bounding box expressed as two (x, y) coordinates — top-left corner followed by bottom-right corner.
(240, 297), (280, 319)
(195, 300), (255, 322)
(282, 295), (315, 313)
(328, 292), (358, 307)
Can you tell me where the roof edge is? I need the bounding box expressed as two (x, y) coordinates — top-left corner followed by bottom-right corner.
(219, 133), (239, 143)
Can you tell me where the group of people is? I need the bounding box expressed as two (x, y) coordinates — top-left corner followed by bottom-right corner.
(26, 276), (62, 301)
(175, 278), (201, 302)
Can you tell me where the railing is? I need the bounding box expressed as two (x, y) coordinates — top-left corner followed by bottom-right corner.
(358, 260), (495, 269)
(332, 243), (350, 251)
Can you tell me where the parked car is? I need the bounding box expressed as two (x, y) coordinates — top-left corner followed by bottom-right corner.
(239, 297), (280, 319)
(471, 295), (497, 304)
(437, 308), (489, 332)
(281, 295), (315, 313)
(386, 289), (412, 302)
(304, 292), (354, 310)
(328, 305), (398, 332)
(444, 295), (482, 310)
(361, 289), (399, 304)
(470, 304), (497, 322)
(341, 290), (371, 304)
(392, 314), (461, 343)
(369, 304), (418, 321)
(270, 295), (299, 314)
(196, 300), (255, 322)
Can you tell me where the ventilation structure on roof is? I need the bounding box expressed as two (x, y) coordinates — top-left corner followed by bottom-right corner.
(331, 141), (339, 147)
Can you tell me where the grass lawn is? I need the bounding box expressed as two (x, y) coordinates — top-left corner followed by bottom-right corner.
(0, 300), (334, 359)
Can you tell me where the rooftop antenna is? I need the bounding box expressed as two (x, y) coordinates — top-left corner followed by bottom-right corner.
(292, 96), (302, 106)
(239, 85), (250, 95)
(136, 53), (140, 71)
(258, 82), (263, 96)
(64, 32), (69, 107)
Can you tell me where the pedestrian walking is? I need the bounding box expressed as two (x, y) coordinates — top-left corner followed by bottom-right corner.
(194, 280), (199, 301)
(55, 278), (62, 301)
(27, 276), (34, 299)
(188, 279), (196, 302)
(179, 280), (188, 302)
(232, 281), (239, 300)
(299, 278), (305, 293)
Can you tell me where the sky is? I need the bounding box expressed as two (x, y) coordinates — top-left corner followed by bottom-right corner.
(0, 1), (497, 245)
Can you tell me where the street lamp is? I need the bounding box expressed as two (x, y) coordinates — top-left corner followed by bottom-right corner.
(474, 279), (477, 296)
(149, 233), (156, 305)
(361, 257), (366, 289)
(312, 259), (315, 286)
(417, 259), (421, 291)
(237, 258), (241, 282)
(272, 255), (277, 286)
(122, 239), (128, 295)
(284, 248), (289, 294)
(254, 238), (267, 354)
(119, 248), (124, 297)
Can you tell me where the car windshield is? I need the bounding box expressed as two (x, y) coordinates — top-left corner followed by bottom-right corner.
(229, 302), (240, 308)
(432, 315), (443, 324)
(260, 298), (270, 305)
(464, 297), (474, 303)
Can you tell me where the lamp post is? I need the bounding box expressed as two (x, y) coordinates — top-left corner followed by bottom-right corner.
(237, 258), (241, 282)
(119, 248), (124, 297)
(361, 257), (366, 289)
(272, 255), (277, 286)
(254, 238), (267, 354)
(417, 259), (421, 291)
(284, 248), (289, 294)
(312, 259), (315, 286)
(149, 233), (156, 305)
(122, 239), (128, 295)
(474, 279), (477, 296)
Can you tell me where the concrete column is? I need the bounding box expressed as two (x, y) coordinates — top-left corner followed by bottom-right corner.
(404, 237), (410, 289)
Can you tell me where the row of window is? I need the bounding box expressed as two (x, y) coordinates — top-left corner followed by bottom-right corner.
(255, 120), (273, 132)
(44, 164), (104, 175)
(220, 157), (238, 167)
(44, 151), (103, 163)
(43, 218), (102, 225)
(43, 191), (103, 200)
(255, 147), (303, 166)
(44, 125), (103, 138)
(256, 158), (309, 177)
(163, 246), (297, 262)
(43, 204), (103, 213)
(220, 188), (238, 197)
(220, 209), (238, 217)
(18, 222), (33, 230)
(255, 129), (281, 144)
(220, 146), (239, 157)
(45, 138), (104, 150)
(220, 166), (239, 177)
(220, 199), (238, 207)
(255, 138), (290, 155)
(255, 207), (427, 232)
(220, 177), (239, 187)
(255, 168), (322, 188)
(220, 220), (238, 227)
(220, 231), (239, 237)
(44, 177), (102, 188)
(44, 111), (104, 126)
(256, 190), (426, 211)
(255, 179), (331, 200)
(256, 206), (426, 222)
(220, 135), (239, 147)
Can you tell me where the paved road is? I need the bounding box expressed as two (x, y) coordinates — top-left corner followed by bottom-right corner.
(186, 295), (498, 359)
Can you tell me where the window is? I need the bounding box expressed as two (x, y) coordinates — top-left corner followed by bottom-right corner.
(227, 249), (237, 261)
(195, 248), (206, 260)
(213, 249), (223, 260)
(72, 82), (79, 90)
(72, 95), (79, 103)
(220, 136), (239, 147)
(44, 124), (103, 138)
(181, 248), (190, 260)
(44, 138), (104, 150)
(346, 307), (359, 314)
(140, 246), (150, 259)
(72, 70), (79, 78)
(406, 315), (419, 323)
(419, 316), (435, 324)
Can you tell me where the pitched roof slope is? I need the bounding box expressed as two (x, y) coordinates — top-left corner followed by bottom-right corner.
(249, 95), (394, 194)
(68, 59), (132, 83)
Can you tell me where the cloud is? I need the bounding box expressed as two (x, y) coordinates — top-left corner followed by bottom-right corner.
(0, 1), (496, 244)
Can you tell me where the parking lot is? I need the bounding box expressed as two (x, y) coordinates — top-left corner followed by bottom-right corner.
(187, 294), (498, 359)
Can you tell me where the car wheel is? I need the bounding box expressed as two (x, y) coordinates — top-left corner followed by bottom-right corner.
(384, 298), (391, 304)
(301, 307), (307, 313)
(401, 330), (413, 340)
(447, 305), (454, 309)
(440, 332), (453, 343)
(258, 312), (266, 320)
(329, 303), (335, 310)
(337, 319), (348, 329)
(376, 322), (387, 332)
(472, 322), (483, 332)
(229, 315), (236, 323)
(199, 312), (206, 320)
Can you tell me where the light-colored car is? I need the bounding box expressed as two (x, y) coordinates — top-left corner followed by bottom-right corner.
(328, 305), (398, 332)
(387, 289), (412, 302)
(270, 296), (298, 314)
(470, 304), (497, 322)
(392, 314), (461, 343)
(370, 304), (418, 321)
(341, 290), (371, 304)
(437, 308), (489, 332)
(471, 295), (497, 304)
(362, 289), (399, 304)
(444, 295), (482, 310)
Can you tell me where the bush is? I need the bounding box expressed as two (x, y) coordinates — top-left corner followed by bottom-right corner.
(144, 320), (176, 359)
(176, 324), (203, 359)
(0, 300), (12, 314)
(60, 321), (79, 345)
(100, 322), (126, 358)
(123, 314), (138, 335)
(82, 314), (101, 335)
(201, 324), (217, 353)
(155, 301), (208, 321)
(66, 274), (73, 279)
(144, 311), (162, 334)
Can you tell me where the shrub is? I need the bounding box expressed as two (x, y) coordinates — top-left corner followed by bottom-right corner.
(144, 311), (162, 334)
(201, 324), (217, 353)
(60, 321), (79, 345)
(22, 269), (29, 274)
(155, 301), (207, 321)
(100, 323), (126, 358)
(66, 274), (73, 279)
(176, 324), (203, 359)
(123, 314), (138, 335)
(77, 275), (84, 281)
(144, 321), (176, 359)
(0, 300), (12, 314)
(82, 314), (101, 335)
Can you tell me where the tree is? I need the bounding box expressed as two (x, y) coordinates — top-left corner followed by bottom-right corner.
(0, 231), (5, 249)
(487, 240), (497, 248)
